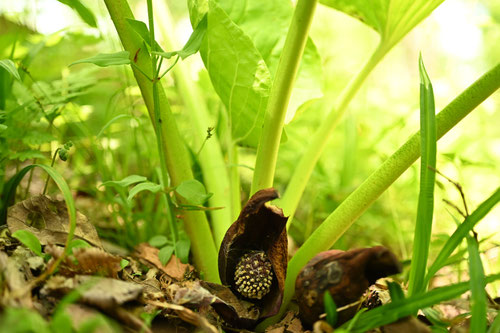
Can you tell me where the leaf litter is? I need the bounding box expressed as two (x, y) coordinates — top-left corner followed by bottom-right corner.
(1, 195), (493, 332)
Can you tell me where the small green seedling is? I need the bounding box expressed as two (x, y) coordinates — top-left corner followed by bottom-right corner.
(323, 291), (338, 327)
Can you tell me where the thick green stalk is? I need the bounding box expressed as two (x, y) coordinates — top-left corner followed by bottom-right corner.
(273, 62), (500, 323)
(228, 144), (241, 221)
(251, 0), (318, 194)
(280, 44), (388, 222)
(155, 0), (232, 247)
(103, 0), (219, 283)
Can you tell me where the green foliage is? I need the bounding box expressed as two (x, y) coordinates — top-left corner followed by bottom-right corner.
(149, 235), (168, 247)
(127, 181), (162, 202)
(342, 273), (500, 332)
(387, 281), (405, 302)
(1, 0), (499, 330)
(320, 0), (444, 50)
(323, 291), (338, 327)
(12, 229), (43, 257)
(0, 307), (51, 333)
(120, 259), (130, 269)
(101, 175), (148, 188)
(56, 0), (98, 28)
(175, 179), (212, 206)
(68, 239), (92, 253)
(153, 14), (207, 60)
(0, 59), (21, 81)
(71, 51), (131, 67)
(158, 245), (174, 265)
(466, 235), (487, 332)
(198, 0), (271, 147)
(126, 18), (165, 52)
(425, 187), (500, 283)
(408, 55), (437, 297)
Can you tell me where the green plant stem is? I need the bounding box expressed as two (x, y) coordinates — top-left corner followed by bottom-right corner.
(266, 62), (500, 326)
(155, 1), (232, 247)
(103, 0), (219, 283)
(228, 144), (241, 221)
(280, 44), (388, 222)
(42, 148), (61, 195)
(251, 0), (318, 195)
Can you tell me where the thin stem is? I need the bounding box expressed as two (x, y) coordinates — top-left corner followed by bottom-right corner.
(263, 62), (500, 326)
(228, 143), (241, 221)
(251, 0), (318, 195)
(42, 148), (61, 195)
(131, 62), (152, 81)
(103, 0), (219, 282)
(280, 44), (388, 224)
(158, 55), (179, 81)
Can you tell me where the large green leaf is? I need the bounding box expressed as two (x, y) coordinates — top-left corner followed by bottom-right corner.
(320, 0), (445, 48)
(200, 0), (272, 147)
(216, 0), (323, 122)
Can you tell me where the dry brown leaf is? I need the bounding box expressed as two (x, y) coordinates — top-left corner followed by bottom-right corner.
(148, 300), (218, 333)
(134, 243), (193, 280)
(45, 245), (122, 278)
(41, 275), (143, 309)
(7, 195), (102, 248)
(200, 281), (260, 329)
(169, 281), (218, 307)
(266, 311), (308, 333)
(0, 251), (32, 308)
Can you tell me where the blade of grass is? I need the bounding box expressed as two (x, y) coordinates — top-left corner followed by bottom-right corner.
(343, 273), (500, 333)
(466, 234), (487, 332)
(408, 55), (437, 297)
(488, 311), (500, 333)
(425, 187), (500, 283)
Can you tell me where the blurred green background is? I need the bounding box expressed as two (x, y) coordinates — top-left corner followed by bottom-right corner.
(0, 0), (499, 291)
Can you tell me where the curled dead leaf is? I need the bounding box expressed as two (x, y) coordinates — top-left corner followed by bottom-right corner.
(295, 246), (402, 326)
(134, 243), (194, 281)
(45, 244), (122, 278)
